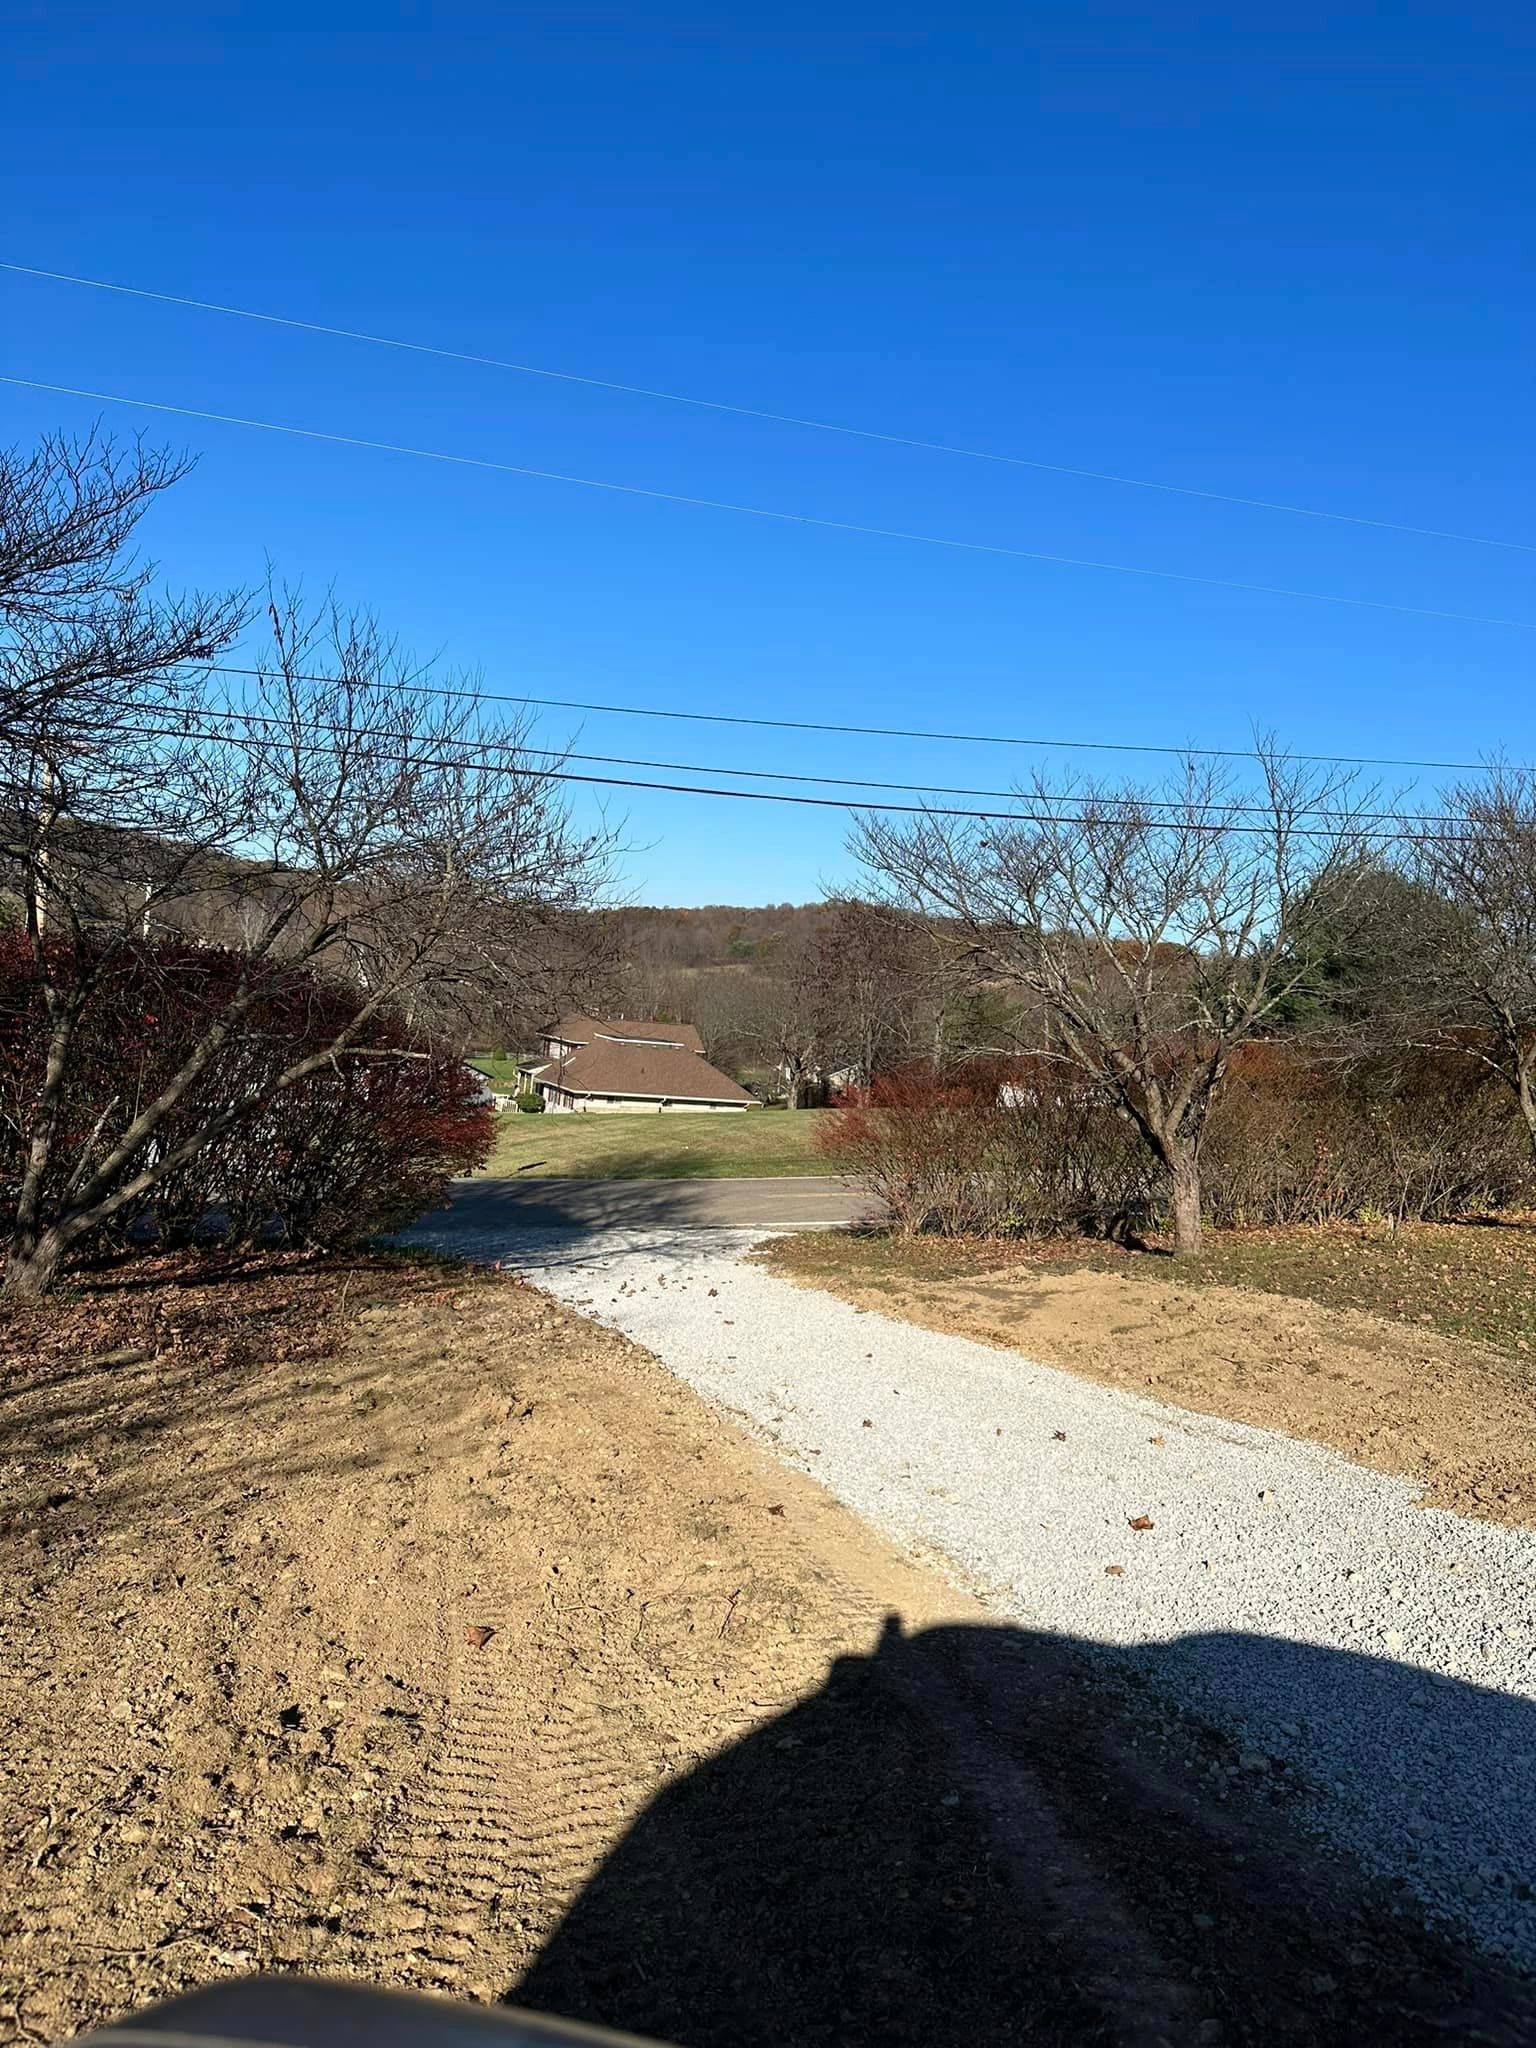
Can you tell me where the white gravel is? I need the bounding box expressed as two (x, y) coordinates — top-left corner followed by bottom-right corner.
(407, 1215), (1536, 1962)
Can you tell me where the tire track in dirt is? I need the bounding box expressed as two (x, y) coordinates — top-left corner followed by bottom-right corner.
(353, 1501), (909, 2000)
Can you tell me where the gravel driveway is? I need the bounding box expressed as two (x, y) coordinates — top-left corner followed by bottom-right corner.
(404, 1214), (1536, 1967)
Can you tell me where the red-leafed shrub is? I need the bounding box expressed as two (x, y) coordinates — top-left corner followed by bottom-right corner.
(1200, 1040), (1527, 1227)
(818, 1065), (1003, 1237)
(818, 1047), (1532, 1239)
(0, 936), (494, 1257)
(819, 1059), (1148, 1237)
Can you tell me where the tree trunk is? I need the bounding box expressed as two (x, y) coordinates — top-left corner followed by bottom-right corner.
(1169, 1149), (1203, 1257)
(1518, 1060), (1536, 1167)
(3, 1226), (69, 1303)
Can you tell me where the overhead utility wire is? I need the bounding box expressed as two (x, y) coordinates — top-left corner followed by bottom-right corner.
(181, 700), (1448, 825)
(5, 259), (1529, 556)
(5, 375), (1534, 636)
(102, 714), (1482, 844)
(201, 664), (1511, 776)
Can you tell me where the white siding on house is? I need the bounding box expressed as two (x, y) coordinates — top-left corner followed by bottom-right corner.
(538, 1087), (748, 1113)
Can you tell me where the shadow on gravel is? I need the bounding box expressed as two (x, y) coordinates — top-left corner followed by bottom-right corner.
(514, 1617), (1536, 2048)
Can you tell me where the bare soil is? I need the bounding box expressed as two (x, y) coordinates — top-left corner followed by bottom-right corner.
(3, 1251), (1533, 2047)
(760, 1230), (1536, 1525)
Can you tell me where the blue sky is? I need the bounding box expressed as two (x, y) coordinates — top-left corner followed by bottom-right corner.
(4, 2), (1532, 903)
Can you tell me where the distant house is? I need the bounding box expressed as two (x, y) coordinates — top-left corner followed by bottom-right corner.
(775, 1056), (860, 1106)
(527, 1015), (755, 1114)
(461, 1058), (525, 1112)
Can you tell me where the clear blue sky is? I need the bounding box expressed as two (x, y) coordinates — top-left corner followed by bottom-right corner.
(5, 2), (1532, 903)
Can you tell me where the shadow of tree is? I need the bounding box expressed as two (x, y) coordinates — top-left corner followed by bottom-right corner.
(514, 1616), (1536, 2047)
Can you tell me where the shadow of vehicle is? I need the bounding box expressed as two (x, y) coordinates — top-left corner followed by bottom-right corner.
(514, 1617), (1536, 2047)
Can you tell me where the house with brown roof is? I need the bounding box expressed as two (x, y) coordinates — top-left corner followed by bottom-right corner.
(528, 1016), (755, 1114)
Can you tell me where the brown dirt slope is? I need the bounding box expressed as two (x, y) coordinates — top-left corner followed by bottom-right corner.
(760, 1232), (1536, 1524)
(3, 1254), (1532, 2047)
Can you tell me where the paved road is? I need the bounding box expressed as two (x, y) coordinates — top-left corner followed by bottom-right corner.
(436, 1173), (878, 1234)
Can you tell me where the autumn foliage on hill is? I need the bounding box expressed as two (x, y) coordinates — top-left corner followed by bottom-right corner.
(0, 936), (493, 1255)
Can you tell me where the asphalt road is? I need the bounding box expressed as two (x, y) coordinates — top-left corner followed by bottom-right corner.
(438, 1173), (878, 1233)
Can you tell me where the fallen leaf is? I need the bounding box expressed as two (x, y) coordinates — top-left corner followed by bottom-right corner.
(1104, 1564), (1126, 1577)
(464, 1625), (496, 1649)
(767, 1504), (786, 1517)
(1128, 1515), (1155, 1531)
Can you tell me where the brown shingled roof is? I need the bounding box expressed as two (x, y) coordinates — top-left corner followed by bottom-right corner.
(550, 1014), (705, 1056)
(544, 1040), (754, 1104)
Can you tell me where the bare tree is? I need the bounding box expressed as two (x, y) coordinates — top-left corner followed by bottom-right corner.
(1, 430), (246, 782)
(740, 931), (836, 1107)
(1, 436), (613, 1297)
(854, 749), (1374, 1254)
(814, 897), (940, 1085)
(1405, 766), (1536, 1164)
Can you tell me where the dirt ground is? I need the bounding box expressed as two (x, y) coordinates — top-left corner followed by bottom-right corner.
(761, 1232), (1536, 1525)
(4, 1251), (1534, 2047)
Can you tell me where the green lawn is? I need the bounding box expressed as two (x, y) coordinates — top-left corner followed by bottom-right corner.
(479, 1108), (831, 1179)
(466, 1054), (530, 1089)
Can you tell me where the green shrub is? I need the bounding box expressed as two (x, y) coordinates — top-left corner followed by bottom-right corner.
(516, 1090), (546, 1114)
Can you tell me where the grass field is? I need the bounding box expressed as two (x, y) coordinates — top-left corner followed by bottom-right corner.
(466, 1054), (529, 1088)
(481, 1107), (831, 1179)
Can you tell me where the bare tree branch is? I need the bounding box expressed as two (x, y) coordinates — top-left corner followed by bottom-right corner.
(853, 746), (1379, 1253)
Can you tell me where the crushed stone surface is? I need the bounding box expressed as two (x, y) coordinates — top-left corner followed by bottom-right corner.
(405, 1216), (1536, 1967)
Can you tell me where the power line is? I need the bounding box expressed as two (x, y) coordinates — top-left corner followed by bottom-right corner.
(190, 699), (1445, 823)
(100, 711), (1480, 843)
(6, 257), (1530, 557)
(557, 750), (1445, 825)
(7, 374), (1536, 637)
(202, 664), (1513, 775)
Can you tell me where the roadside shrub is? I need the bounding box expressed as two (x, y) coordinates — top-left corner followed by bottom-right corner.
(516, 1090), (546, 1113)
(140, 1036), (493, 1249)
(819, 1061), (1148, 1236)
(0, 937), (495, 1258)
(819, 1065), (1002, 1236)
(1201, 1042), (1530, 1227)
(819, 1047), (1534, 1239)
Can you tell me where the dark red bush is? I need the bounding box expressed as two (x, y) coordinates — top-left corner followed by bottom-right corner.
(818, 1045), (1531, 1238)
(0, 935), (494, 1256)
